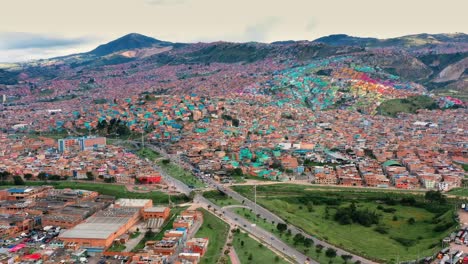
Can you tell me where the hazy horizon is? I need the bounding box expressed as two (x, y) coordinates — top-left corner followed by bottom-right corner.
(1, 0), (467, 62)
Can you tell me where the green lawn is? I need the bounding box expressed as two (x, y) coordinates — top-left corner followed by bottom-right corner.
(203, 190), (241, 207)
(156, 160), (205, 188)
(130, 231), (141, 239)
(448, 188), (468, 197)
(195, 208), (230, 264)
(279, 183), (426, 194)
(137, 147), (161, 161)
(1, 181), (189, 204)
(228, 207), (342, 264)
(233, 184), (457, 263)
(232, 231), (289, 264)
(108, 243), (126, 252)
(132, 206), (188, 251)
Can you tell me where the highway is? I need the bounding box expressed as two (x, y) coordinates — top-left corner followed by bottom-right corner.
(144, 142), (376, 264)
(195, 194), (316, 264)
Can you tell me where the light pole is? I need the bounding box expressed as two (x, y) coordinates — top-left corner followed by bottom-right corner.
(254, 184), (257, 224)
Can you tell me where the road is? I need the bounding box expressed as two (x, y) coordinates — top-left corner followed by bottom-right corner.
(143, 142), (376, 264)
(215, 184), (377, 264)
(194, 194), (315, 264)
(144, 144), (315, 263)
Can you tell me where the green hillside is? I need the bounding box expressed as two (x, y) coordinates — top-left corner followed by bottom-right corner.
(377, 95), (439, 117)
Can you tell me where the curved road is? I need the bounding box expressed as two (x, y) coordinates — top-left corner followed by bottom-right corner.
(194, 194), (316, 264)
(144, 142), (376, 264)
(216, 184), (377, 264)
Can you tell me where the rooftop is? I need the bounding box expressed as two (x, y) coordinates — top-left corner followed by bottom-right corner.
(144, 207), (169, 213)
(114, 198), (151, 208)
(59, 216), (131, 239)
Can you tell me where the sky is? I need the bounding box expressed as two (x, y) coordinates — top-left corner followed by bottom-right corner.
(0, 0), (466, 62)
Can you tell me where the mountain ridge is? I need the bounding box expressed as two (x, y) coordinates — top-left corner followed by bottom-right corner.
(88, 33), (173, 57)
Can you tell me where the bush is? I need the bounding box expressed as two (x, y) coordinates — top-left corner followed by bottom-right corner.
(376, 205), (397, 213)
(434, 222), (454, 232)
(391, 237), (416, 247)
(325, 248), (337, 258)
(400, 197), (416, 206)
(374, 225), (388, 234)
(334, 203), (380, 227)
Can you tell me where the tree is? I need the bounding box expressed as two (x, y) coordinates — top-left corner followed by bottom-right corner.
(248, 253), (253, 261)
(0, 171), (11, 183)
(24, 173), (33, 181)
(325, 248), (337, 259)
(425, 190), (446, 204)
(293, 233), (305, 245)
(13, 176), (25, 185)
(86, 171), (94, 181)
(315, 244), (324, 257)
(97, 119), (108, 130)
(115, 124), (131, 136)
(274, 256), (280, 262)
(240, 240), (244, 247)
(145, 229), (155, 238)
(303, 238), (314, 248)
(341, 254), (353, 263)
(408, 217), (416, 225)
(276, 223), (287, 233)
(104, 177), (116, 183)
(218, 256), (229, 264)
(38, 172), (47, 181)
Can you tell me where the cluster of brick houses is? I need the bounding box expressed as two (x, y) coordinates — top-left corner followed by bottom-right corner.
(131, 210), (208, 264)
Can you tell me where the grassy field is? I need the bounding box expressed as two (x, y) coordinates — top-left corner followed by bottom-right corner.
(448, 188), (468, 197)
(203, 190), (241, 207)
(377, 95), (438, 117)
(136, 147), (161, 161)
(195, 208), (230, 264)
(233, 184), (457, 263)
(156, 160), (205, 188)
(269, 183), (427, 194)
(132, 206), (188, 251)
(232, 231), (289, 264)
(0, 181), (189, 204)
(228, 207), (345, 263)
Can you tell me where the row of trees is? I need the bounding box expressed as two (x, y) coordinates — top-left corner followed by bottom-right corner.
(276, 223), (356, 263)
(1, 170), (100, 185)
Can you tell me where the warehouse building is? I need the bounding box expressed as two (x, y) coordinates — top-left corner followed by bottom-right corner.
(59, 199), (151, 252)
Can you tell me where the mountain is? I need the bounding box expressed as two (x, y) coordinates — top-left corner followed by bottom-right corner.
(313, 34), (379, 47)
(89, 33), (173, 56)
(314, 33), (468, 48)
(1, 32), (466, 108)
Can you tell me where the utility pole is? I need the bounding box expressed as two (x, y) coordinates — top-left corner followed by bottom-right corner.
(254, 184), (257, 224)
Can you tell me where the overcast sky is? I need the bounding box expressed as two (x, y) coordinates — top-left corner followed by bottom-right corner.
(0, 0), (466, 62)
